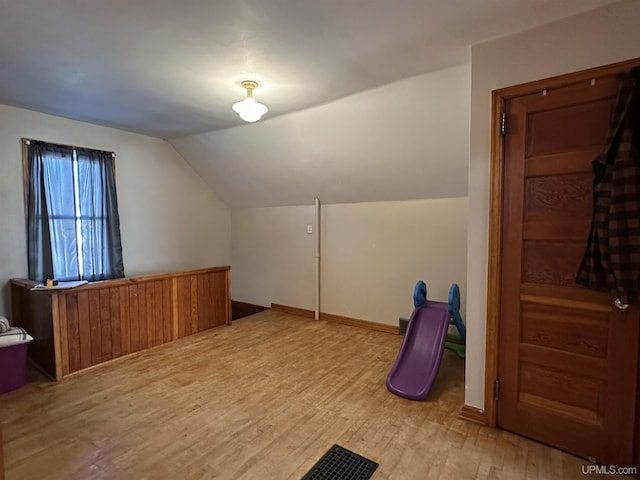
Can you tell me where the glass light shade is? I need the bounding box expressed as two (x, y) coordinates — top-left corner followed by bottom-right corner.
(232, 97), (268, 123)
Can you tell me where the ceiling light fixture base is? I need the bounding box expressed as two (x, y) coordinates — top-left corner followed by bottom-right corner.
(240, 80), (259, 91)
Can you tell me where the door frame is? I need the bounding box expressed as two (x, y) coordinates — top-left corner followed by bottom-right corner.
(484, 57), (640, 427)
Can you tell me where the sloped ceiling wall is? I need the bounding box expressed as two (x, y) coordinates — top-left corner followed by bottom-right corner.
(170, 64), (470, 207)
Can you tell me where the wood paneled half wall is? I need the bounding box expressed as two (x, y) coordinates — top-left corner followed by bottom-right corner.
(10, 266), (231, 380)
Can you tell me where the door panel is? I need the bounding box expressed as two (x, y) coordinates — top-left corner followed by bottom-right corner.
(497, 75), (639, 466)
(526, 99), (614, 156)
(522, 241), (587, 286)
(524, 173), (592, 219)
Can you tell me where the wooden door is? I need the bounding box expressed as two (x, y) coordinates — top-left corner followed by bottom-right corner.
(497, 72), (639, 465)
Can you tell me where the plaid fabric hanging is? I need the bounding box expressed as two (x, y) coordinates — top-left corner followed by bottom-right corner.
(576, 67), (640, 299)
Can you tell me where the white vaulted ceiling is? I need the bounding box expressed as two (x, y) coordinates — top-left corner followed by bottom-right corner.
(0, 0), (618, 138)
(0, 0), (622, 206)
(170, 64), (473, 207)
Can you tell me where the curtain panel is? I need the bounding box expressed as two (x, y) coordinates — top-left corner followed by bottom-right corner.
(26, 140), (125, 282)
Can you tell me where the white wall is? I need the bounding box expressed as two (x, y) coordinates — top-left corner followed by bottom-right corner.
(171, 64), (471, 207)
(0, 104), (231, 317)
(466, 0), (640, 409)
(232, 198), (467, 327)
(231, 205), (315, 308)
(322, 199), (467, 325)
(226, 63), (472, 330)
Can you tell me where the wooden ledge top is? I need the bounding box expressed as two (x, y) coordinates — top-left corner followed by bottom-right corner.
(11, 265), (230, 292)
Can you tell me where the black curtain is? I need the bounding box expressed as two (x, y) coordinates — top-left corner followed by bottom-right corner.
(27, 142), (70, 281)
(75, 148), (125, 281)
(26, 141), (124, 282)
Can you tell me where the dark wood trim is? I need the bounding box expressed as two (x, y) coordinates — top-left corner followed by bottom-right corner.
(321, 312), (397, 335)
(485, 57), (640, 429)
(231, 300), (269, 320)
(270, 303), (315, 318)
(270, 303), (396, 334)
(484, 88), (505, 428)
(493, 57), (640, 100)
(11, 284), (56, 380)
(459, 405), (487, 425)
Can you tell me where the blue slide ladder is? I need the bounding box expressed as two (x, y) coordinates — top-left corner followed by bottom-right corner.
(413, 281), (466, 359)
(446, 284), (466, 359)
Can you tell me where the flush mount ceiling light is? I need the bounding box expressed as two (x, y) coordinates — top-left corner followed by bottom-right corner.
(232, 80), (268, 123)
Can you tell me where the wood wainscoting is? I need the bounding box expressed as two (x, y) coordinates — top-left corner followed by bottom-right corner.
(10, 266), (231, 380)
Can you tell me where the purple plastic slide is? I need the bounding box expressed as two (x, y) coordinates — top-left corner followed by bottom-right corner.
(386, 301), (450, 400)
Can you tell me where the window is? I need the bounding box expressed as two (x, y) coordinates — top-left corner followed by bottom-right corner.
(25, 140), (125, 282)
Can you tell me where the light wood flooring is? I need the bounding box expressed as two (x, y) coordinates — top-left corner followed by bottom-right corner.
(1, 310), (631, 479)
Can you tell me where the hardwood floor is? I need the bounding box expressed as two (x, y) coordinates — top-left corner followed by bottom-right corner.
(0, 311), (631, 479)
